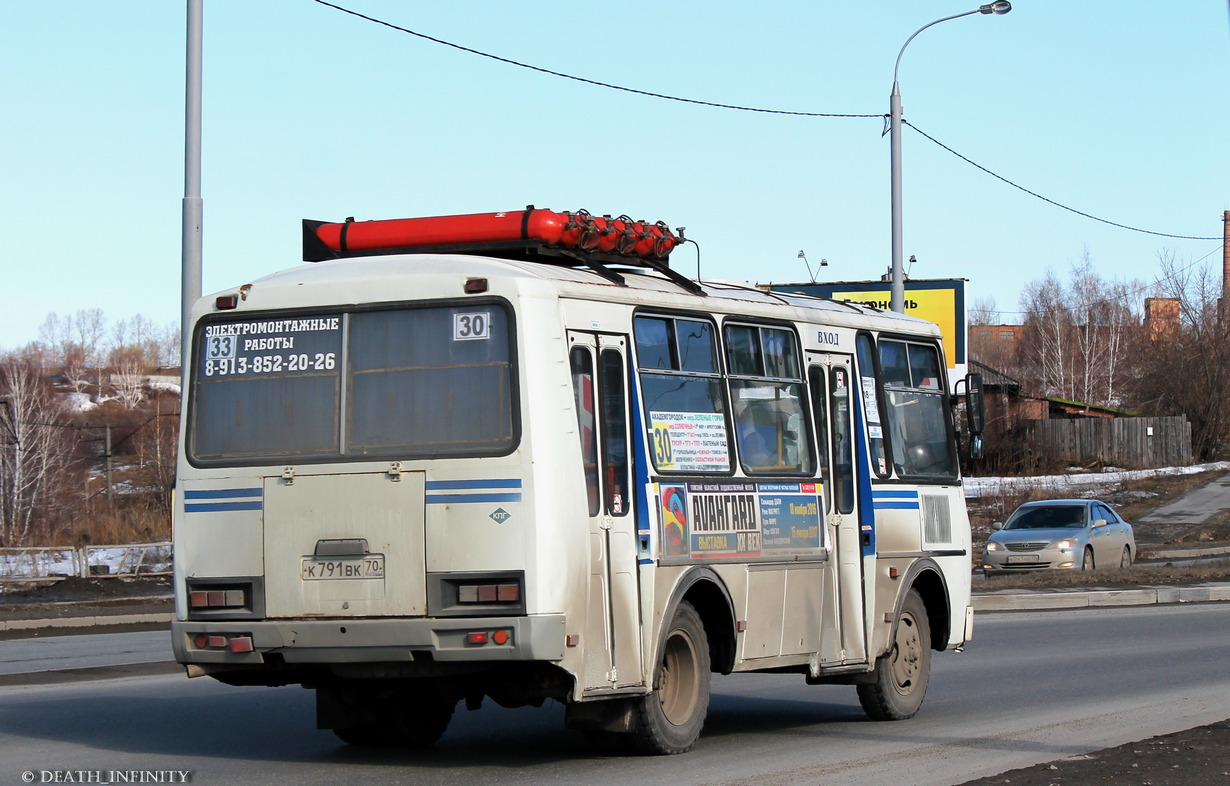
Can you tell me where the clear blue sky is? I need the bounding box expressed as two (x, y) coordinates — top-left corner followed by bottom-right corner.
(2, 1), (1227, 350)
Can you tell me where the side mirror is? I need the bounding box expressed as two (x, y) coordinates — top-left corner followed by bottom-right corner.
(965, 372), (985, 435)
(1092, 518), (1108, 528)
(954, 372), (985, 460)
(992, 521), (1004, 530)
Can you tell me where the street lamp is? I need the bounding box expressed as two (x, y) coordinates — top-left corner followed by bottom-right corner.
(889, 1), (1010, 313)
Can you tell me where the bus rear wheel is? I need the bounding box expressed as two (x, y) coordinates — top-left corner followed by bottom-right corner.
(857, 589), (931, 721)
(628, 601), (710, 755)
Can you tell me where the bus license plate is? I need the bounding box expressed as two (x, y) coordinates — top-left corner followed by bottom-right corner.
(1006, 554), (1040, 564)
(301, 555), (385, 580)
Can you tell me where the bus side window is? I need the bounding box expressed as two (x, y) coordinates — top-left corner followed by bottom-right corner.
(634, 314), (730, 474)
(599, 349), (629, 516)
(830, 367), (854, 515)
(855, 334), (890, 478)
(569, 347), (601, 516)
(808, 367), (833, 516)
(725, 324), (812, 475)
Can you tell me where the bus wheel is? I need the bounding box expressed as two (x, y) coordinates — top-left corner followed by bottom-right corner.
(333, 697), (455, 748)
(857, 589), (931, 721)
(628, 601), (710, 755)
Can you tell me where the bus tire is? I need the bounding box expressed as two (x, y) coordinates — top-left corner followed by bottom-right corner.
(628, 601), (710, 755)
(333, 697), (455, 748)
(857, 589), (931, 721)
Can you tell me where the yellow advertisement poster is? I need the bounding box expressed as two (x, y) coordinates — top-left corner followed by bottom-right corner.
(824, 286), (959, 369)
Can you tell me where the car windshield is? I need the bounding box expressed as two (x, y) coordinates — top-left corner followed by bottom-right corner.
(1004, 505), (1086, 530)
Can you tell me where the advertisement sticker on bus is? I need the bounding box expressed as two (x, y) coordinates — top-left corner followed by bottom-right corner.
(654, 481), (825, 561)
(649, 411), (730, 472)
(200, 316), (342, 378)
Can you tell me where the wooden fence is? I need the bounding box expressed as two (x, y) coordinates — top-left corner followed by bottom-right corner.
(1023, 416), (1191, 469)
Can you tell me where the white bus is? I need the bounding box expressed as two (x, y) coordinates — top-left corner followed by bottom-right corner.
(172, 208), (984, 754)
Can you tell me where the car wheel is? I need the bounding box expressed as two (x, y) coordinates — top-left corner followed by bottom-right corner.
(857, 589), (931, 721)
(1120, 546), (1132, 568)
(1082, 547), (1095, 571)
(627, 601), (710, 755)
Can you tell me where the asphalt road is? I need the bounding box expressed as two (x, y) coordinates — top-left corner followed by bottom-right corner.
(1, 603), (1227, 785)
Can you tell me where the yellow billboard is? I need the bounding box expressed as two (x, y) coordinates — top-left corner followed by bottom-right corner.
(769, 279), (967, 375)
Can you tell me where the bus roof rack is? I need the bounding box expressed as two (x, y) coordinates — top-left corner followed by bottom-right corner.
(302, 208), (705, 297)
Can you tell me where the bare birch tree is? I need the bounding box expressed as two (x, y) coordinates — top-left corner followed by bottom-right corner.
(0, 349), (77, 545)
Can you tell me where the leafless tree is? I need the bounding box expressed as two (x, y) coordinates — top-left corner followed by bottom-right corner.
(0, 348), (78, 545)
(1125, 252), (1230, 460)
(1013, 258), (1139, 409)
(968, 297), (1001, 326)
(1018, 269), (1072, 400)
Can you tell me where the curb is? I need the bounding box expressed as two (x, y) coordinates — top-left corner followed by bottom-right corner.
(0, 612), (171, 633)
(973, 583), (1230, 612)
(5, 584), (1230, 631)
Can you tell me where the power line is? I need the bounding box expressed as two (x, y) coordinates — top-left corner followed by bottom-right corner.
(905, 121), (1221, 242)
(310, 0), (879, 119)
(311, 1), (1223, 246)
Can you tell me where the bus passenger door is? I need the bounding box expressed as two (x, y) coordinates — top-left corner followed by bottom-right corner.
(809, 355), (867, 665)
(568, 332), (643, 691)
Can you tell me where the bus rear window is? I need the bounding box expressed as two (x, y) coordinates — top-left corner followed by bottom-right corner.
(189, 304), (516, 464)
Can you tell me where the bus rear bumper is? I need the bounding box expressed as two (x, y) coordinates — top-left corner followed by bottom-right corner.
(171, 614), (567, 667)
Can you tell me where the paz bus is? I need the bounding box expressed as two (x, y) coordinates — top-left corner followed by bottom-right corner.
(172, 207), (984, 754)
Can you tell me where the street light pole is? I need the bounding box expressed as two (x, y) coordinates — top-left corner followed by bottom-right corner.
(889, 2), (1010, 313)
(182, 0), (203, 373)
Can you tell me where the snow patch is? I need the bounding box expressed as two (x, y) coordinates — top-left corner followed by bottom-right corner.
(964, 462), (1230, 499)
(60, 392), (97, 413)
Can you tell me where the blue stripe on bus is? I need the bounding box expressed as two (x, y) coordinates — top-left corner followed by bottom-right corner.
(425, 479), (523, 490)
(426, 493), (523, 504)
(873, 500), (921, 510)
(184, 488), (262, 499)
(872, 490), (919, 499)
(185, 501), (264, 513)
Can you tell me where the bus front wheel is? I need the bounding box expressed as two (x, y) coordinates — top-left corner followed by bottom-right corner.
(628, 601), (710, 754)
(857, 589), (931, 721)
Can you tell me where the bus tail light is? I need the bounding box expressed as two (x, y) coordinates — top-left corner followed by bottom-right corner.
(458, 582), (520, 604)
(465, 629), (512, 647)
(185, 579), (262, 620)
(190, 589), (246, 609)
(190, 632), (255, 652)
(429, 572), (526, 617)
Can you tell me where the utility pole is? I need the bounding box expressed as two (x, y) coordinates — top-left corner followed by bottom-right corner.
(1221, 210), (1229, 320)
(104, 423), (114, 510)
(182, 0), (203, 374)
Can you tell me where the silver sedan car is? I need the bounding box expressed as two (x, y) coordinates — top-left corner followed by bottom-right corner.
(981, 499), (1136, 576)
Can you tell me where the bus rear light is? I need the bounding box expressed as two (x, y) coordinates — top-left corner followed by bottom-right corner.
(191, 632), (255, 651)
(464, 630), (512, 646)
(458, 582), (520, 604)
(215, 294), (239, 310)
(464, 277), (489, 294)
(190, 589), (246, 609)
(228, 636), (254, 653)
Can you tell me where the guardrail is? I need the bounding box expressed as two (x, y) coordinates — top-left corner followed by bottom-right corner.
(0, 542), (171, 583)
